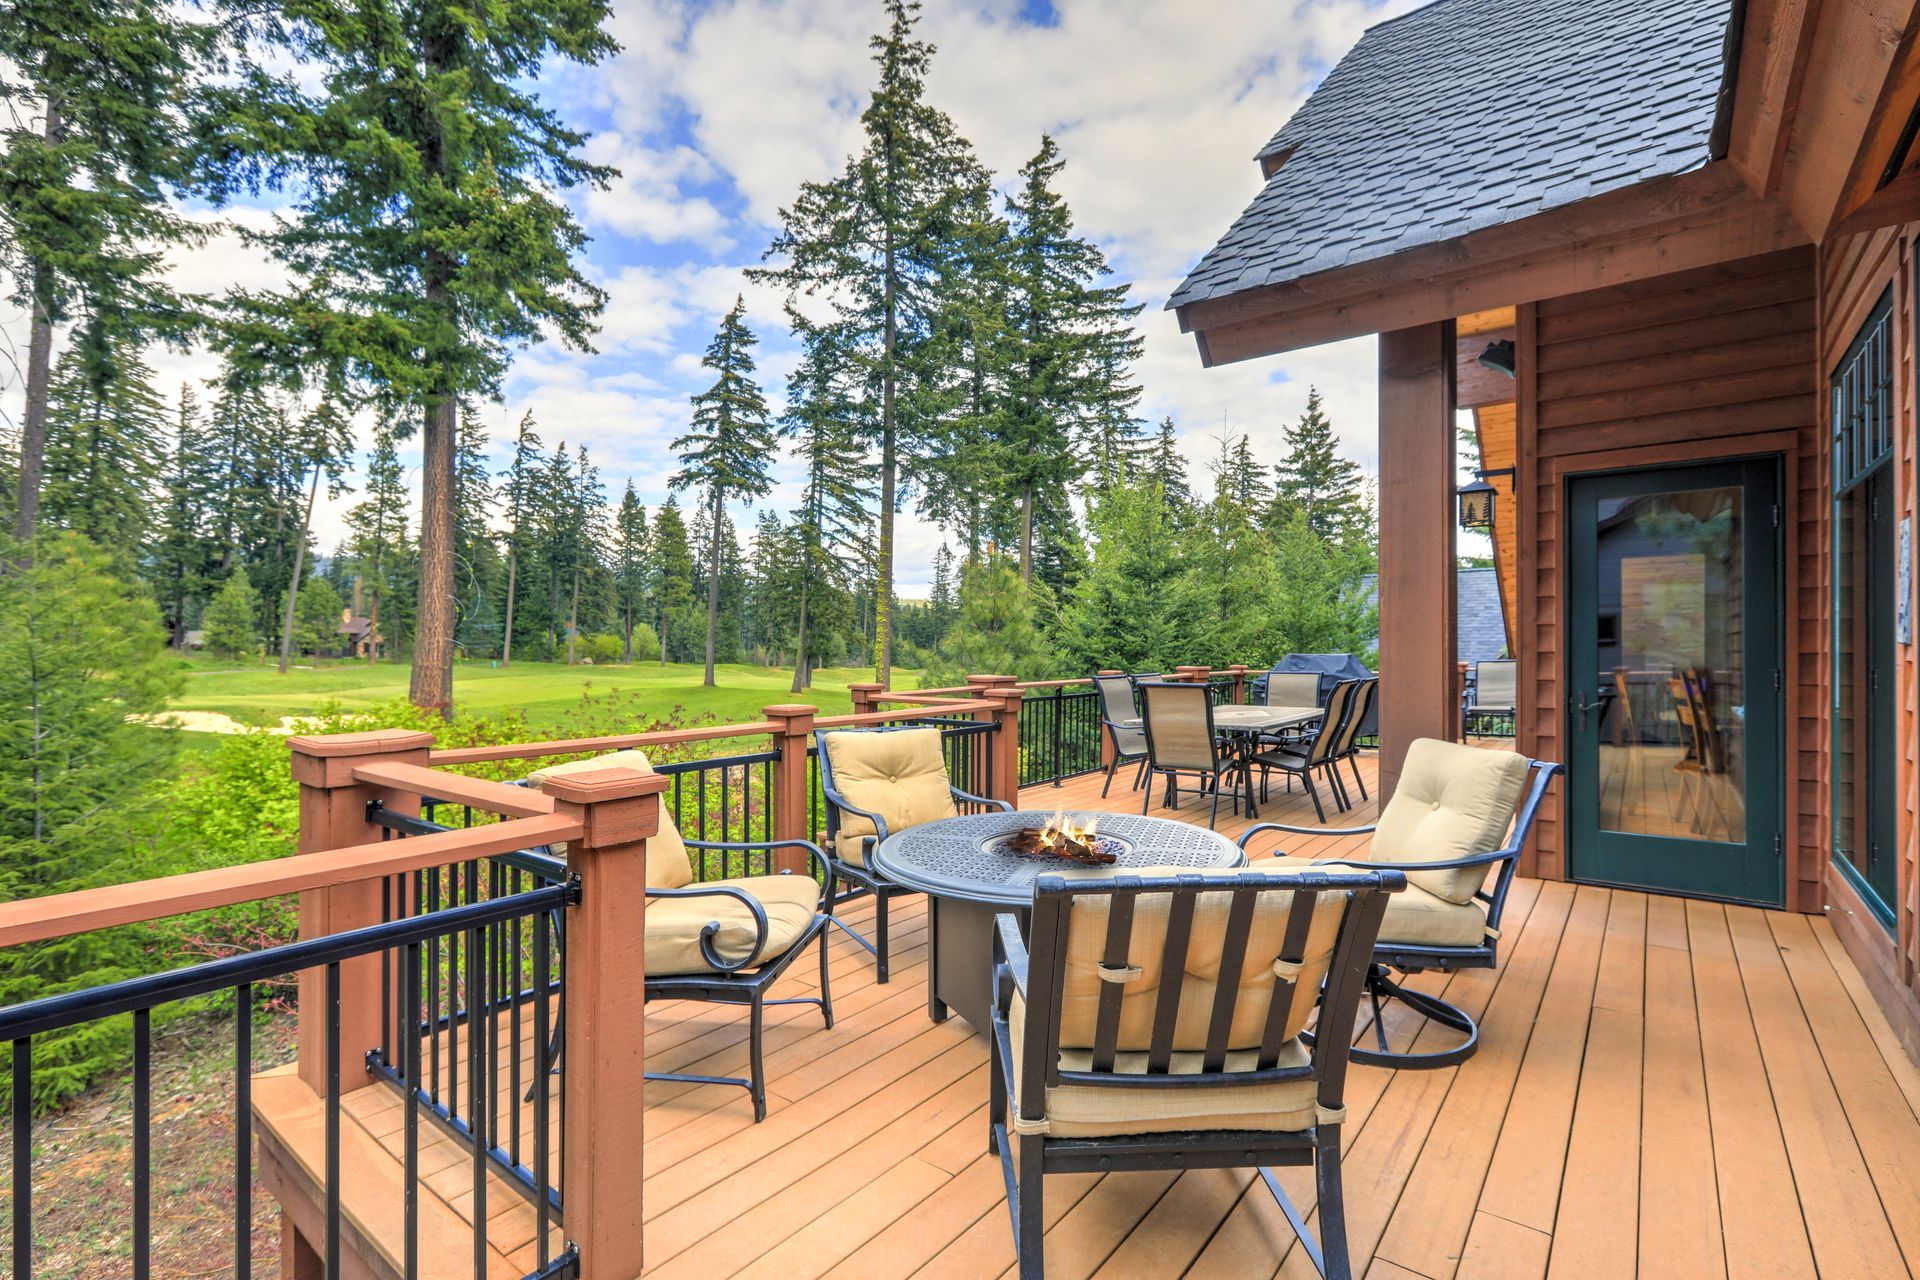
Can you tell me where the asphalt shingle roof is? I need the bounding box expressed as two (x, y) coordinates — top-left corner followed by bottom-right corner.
(1169, 0), (1732, 310)
(1360, 567), (1509, 666)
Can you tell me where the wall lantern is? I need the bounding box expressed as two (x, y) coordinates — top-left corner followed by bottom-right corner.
(1457, 468), (1515, 532)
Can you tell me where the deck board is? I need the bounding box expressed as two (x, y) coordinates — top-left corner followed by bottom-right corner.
(265, 749), (1920, 1279)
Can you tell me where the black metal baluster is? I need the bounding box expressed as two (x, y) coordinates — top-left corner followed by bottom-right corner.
(133, 1007), (150, 1280)
(510, 870), (522, 1169)
(404, 940), (420, 1280)
(468, 915), (486, 1277)
(428, 869), (440, 1105)
(325, 962), (341, 1280)
(532, 912), (551, 1271)
(448, 867), (460, 1124)
(380, 874), (392, 1069)
(236, 987), (252, 1280)
(13, 1035), (30, 1280)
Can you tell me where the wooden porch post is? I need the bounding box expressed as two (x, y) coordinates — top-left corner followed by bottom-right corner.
(764, 703), (817, 873)
(1228, 664), (1250, 704)
(286, 729), (435, 1098)
(981, 683), (1024, 807)
(1378, 320), (1459, 800)
(848, 682), (883, 713)
(545, 765), (668, 1280)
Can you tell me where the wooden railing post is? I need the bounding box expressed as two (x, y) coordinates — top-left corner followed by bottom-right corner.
(848, 682), (883, 714)
(981, 683), (1024, 807)
(286, 729), (435, 1098)
(545, 765), (669, 1280)
(1229, 664), (1250, 704)
(764, 703), (818, 872)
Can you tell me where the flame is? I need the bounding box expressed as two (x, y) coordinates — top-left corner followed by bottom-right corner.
(1036, 811), (1100, 850)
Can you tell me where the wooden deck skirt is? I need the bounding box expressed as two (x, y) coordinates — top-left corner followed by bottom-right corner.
(255, 749), (1920, 1279)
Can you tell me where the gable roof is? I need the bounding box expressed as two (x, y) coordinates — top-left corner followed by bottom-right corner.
(1360, 566), (1509, 666)
(1169, 0), (1735, 311)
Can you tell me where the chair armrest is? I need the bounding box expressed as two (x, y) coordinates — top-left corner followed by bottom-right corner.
(994, 913), (1029, 1001)
(1238, 820), (1377, 852)
(681, 837), (834, 907)
(643, 883), (769, 974)
(952, 786), (1013, 813)
(1281, 847), (1517, 874)
(819, 785), (892, 849)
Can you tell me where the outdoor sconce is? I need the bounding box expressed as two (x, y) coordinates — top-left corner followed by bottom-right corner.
(1456, 468), (1514, 532)
(1476, 339), (1516, 377)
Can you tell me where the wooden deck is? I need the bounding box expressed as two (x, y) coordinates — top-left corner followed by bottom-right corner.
(273, 747), (1920, 1278)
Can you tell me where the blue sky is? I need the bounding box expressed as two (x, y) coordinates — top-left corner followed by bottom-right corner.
(5, 0), (1423, 593)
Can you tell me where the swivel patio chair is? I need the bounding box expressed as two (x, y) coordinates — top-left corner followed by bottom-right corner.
(1249, 677), (1361, 822)
(1092, 673), (1149, 798)
(816, 725), (1011, 983)
(1239, 738), (1560, 1069)
(527, 750), (835, 1122)
(1464, 659), (1517, 735)
(1138, 681), (1247, 830)
(989, 864), (1404, 1280)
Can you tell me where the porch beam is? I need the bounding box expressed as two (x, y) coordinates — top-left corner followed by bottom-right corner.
(1378, 322), (1459, 801)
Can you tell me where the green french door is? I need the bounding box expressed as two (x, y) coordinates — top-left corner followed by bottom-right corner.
(1565, 458), (1783, 904)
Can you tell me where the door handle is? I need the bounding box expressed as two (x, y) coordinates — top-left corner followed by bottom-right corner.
(1571, 692), (1606, 733)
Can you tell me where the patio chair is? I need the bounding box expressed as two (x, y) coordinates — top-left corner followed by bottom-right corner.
(1092, 673), (1149, 798)
(1138, 681), (1247, 830)
(1238, 738), (1560, 1069)
(1324, 676), (1379, 807)
(527, 750), (834, 1122)
(1465, 659), (1517, 734)
(816, 725), (1011, 983)
(1248, 677), (1361, 822)
(1262, 671), (1324, 708)
(989, 864), (1405, 1280)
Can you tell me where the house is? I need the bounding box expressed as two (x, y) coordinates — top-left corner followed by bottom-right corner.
(1173, 0), (1920, 1051)
(1361, 565), (1510, 666)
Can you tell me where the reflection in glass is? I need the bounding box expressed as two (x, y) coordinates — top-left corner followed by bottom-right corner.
(1591, 487), (1745, 842)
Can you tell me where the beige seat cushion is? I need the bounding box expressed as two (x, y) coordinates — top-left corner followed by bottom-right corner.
(527, 749), (692, 890)
(1009, 992), (1323, 1136)
(644, 872), (821, 976)
(822, 728), (958, 866)
(1256, 857), (1490, 947)
(1369, 740), (1527, 903)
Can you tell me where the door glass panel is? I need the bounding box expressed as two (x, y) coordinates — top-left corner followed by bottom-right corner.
(1593, 486), (1745, 843)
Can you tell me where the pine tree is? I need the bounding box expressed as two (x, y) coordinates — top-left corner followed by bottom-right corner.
(499, 409), (543, 665)
(452, 411), (503, 656)
(650, 497), (698, 664)
(1000, 134), (1143, 579)
(151, 384), (217, 644)
(39, 321), (169, 565)
(781, 324), (872, 691)
(274, 398), (353, 673)
(343, 425), (412, 657)
(1270, 387), (1368, 545)
(925, 555), (1055, 685)
(0, 0), (208, 544)
(201, 567), (260, 659)
(560, 444), (608, 665)
(1211, 430), (1272, 518)
(1145, 417), (1195, 517)
(293, 575), (346, 655)
(199, 0), (616, 714)
(1059, 482), (1187, 673)
(613, 483), (649, 663)
(670, 298), (776, 687)
(750, 0), (990, 687)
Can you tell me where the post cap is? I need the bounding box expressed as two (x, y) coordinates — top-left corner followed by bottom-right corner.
(539, 766), (671, 806)
(762, 703), (818, 719)
(287, 729), (436, 758)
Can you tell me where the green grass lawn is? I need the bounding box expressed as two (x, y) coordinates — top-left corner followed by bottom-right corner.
(168, 657), (919, 729)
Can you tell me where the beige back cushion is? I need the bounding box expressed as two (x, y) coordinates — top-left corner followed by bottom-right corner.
(1370, 739), (1527, 903)
(822, 728), (958, 847)
(1142, 684), (1215, 770)
(527, 749), (693, 890)
(1052, 868), (1348, 1053)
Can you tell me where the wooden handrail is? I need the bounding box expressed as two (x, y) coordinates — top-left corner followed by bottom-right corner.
(0, 813), (580, 948)
(429, 719), (783, 766)
(352, 760), (554, 817)
(813, 699), (997, 728)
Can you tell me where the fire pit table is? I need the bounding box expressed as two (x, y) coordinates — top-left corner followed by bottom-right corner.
(870, 810), (1244, 1031)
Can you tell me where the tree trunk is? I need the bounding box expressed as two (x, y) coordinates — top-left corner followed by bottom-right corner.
(875, 230), (897, 688)
(410, 391), (457, 715)
(12, 96), (63, 553)
(1019, 480), (1034, 584)
(704, 488), (721, 687)
(623, 579), (634, 663)
(567, 566), (580, 665)
(502, 550), (518, 665)
(790, 573), (810, 693)
(276, 465), (322, 673)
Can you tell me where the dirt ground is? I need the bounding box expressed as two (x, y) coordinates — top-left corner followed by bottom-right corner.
(0, 1006), (297, 1279)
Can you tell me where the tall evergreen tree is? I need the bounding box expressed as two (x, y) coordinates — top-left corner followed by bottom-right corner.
(670, 298), (776, 687)
(452, 411), (503, 655)
(1211, 430), (1272, 518)
(1000, 134), (1143, 580)
(650, 496), (697, 664)
(0, 0), (207, 545)
(750, 0), (989, 687)
(39, 321), (168, 565)
(1145, 416), (1194, 517)
(781, 325), (872, 691)
(1270, 387), (1368, 545)
(273, 398), (352, 672)
(343, 425), (412, 656)
(152, 384), (217, 644)
(200, 566), (260, 659)
(613, 483), (649, 663)
(498, 409), (542, 665)
(199, 0), (616, 714)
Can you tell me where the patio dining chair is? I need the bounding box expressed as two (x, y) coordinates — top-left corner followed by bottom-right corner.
(1092, 673), (1149, 798)
(1324, 676), (1379, 807)
(989, 864), (1405, 1280)
(1248, 677), (1361, 822)
(527, 750), (834, 1122)
(1239, 738), (1560, 1069)
(1262, 671), (1324, 708)
(1138, 681), (1247, 830)
(1465, 659), (1517, 734)
(816, 725), (1012, 983)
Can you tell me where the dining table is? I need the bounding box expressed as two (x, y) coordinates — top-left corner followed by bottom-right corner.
(1119, 704), (1324, 819)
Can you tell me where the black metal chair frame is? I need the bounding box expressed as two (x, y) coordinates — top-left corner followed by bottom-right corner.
(1092, 674), (1148, 798)
(1251, 678), (1361, 822)
(642, 837), (838, 1122)
(1323, 677), (1379, 810)
(989, 867), (1404, 1280)
(1237, 755), (1561, 1069)
(1137, 681), (1250, 830)
(815, 724), (1012, 983)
